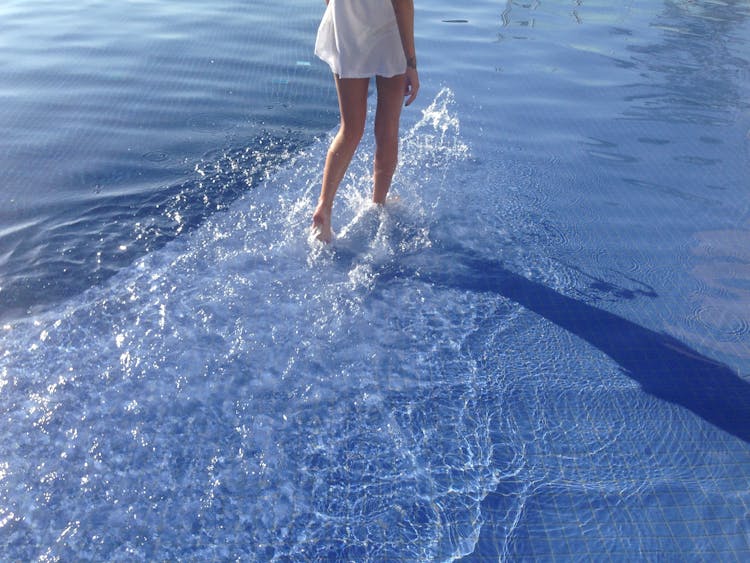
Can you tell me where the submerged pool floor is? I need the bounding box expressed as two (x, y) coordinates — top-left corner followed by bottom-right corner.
(1, 0), (749, 560)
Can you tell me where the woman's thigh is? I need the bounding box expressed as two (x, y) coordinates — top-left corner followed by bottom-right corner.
(334, 76), (370, 136)
(374, 74), (405, 140)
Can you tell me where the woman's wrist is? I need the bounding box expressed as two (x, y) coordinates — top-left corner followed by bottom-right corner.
(406, 55), (417, 70)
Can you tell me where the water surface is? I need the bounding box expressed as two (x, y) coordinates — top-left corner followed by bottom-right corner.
(1, 0), (749, 560)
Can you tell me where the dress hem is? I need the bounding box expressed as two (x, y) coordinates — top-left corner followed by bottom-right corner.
(315, 55), (406, 80)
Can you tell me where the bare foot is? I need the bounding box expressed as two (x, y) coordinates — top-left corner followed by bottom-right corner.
(311, 203), (333, 243)
(372, 194), (400, 206)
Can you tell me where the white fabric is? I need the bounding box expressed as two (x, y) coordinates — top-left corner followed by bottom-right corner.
(314, 0), (406, 78)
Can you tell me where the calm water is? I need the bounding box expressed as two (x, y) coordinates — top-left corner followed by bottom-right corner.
(1, 0), (749, 560)
(0, 0), (335, 318)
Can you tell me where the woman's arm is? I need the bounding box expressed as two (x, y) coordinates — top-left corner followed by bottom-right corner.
(391, 0), (416, 70)
(391, 0), (420, 106)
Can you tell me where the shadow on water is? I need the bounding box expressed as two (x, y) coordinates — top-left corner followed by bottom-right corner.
(447, 0), (750, 558)
(409, 245), (750, 444)
(431, 245), (750, 561)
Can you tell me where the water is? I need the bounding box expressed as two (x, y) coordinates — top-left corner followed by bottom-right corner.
(1, 0), (750, 560)
(0, 0), (334, 318)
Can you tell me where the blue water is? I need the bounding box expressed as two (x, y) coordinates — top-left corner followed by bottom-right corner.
(1, 0), (749, 560)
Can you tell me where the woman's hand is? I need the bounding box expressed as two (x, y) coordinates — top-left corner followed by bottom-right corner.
(391, 0), (418, 106)
(404, 67), (419, 106)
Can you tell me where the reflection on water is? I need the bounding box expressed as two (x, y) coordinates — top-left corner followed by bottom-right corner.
(487, 0), (750, 367)
(677, 222), (750, 359)
(619, 0), (750, 365)
(624, 0), (750, 126)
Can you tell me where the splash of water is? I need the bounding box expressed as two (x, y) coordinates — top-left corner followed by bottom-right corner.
(2, 83), (745, 561)
(0, 88), (511, 561)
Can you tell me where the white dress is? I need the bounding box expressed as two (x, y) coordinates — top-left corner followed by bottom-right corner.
(314, 0), (406, 78)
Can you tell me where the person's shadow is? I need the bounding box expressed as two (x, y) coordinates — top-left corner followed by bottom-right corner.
(385, 244), (750, 444)
(382, 243), (749, 560)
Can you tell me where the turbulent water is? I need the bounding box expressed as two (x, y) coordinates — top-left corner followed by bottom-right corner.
(3, 85), (748, 561)
(1, 91), (488, 560)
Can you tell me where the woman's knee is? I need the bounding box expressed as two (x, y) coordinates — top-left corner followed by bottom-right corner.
(339, 120), (366, 146)
(330, 127), (364, 157)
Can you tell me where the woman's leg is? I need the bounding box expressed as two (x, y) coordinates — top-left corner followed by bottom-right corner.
(312, 75), (370, 242)
(372, 74), (406, 204)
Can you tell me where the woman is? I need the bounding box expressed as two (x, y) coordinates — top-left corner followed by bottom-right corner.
(312, 0), (419, 243)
